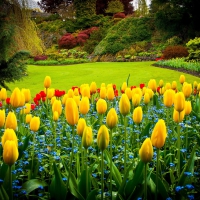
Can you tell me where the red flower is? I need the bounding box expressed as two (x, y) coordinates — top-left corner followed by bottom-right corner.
(157, 87), (161, 94)
(34, 97), (39, 105)
(140, 83), (145, 89)
(72, 86), (78, 91)
(39, 91), (46, 98)
(113, 84), (116, 90)
(97, 88), (100, 93)
(115, 90), (118, 97)
(130, 86), (136, 90)
(121, 89), (124, 94)
(0, 102), (2, 107)
(31, 104), (36, 110)
(6, 98), (10, 104)
(36, 94), (41, 101)
(42, 97), (46, 102)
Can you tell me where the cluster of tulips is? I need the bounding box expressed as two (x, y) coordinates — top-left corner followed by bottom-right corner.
(0, 74), (200, 200)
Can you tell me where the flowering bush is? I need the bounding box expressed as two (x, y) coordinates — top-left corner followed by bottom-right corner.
(0, 76), (200, 200)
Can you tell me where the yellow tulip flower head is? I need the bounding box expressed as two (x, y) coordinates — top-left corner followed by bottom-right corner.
(90, 81), (97, 94)
(159, 79), (164, 88)
(125, 88), (132, 100)
(174, 92), (185, 112)
(165, 83), (171, 90)
(47, 88), (55, 99)
(151, 119), (167, 149)
(184, 101), (192, 115)
(173, 109), (185, 123)
(193, 81), (198, 88)
(77, 118), (86, 137)
(3, 140), (19, 166)
(1, 128), (18, 148)
(25, 114), (32, 124)
(51, 96), (56, 105)
(143, 93), (150, 105)
(79, 96), (90, 115)
(148, 79), (157, 93)
(21, 103), (31, 115)
(106, 108), (118, 129)
(81, 85), (90, 98)
(5, 112), (17, 130)
(96, 98), (107, 114)
(52, 99), (62, 116)
(30, 116), (40, 132)
(119, 94), (130, 116)
(133, 106), (143, 124)
(132, 94), (141, 107)
(97, 125), (109, 151)
(107, 87), (115, 101)
(171, 81), (177, 90)
(0, 88), (7, 101)
(65, 98), (79, 126)
(10, 87), (21, 108)
(139, 138), (153, 163)
(182, 83), (192, 98)
(0, 109), (5, 128)
(67, 89), (74, 98)
(179, 75), (185, 84)
(100, 87), (107, 99)
(163, 89), (175, 107)
(53, 111), (59, 121)
(82, 126), (93, 149)
(73, 95), (80, 106)
(121, 82), (127, 93)
(22, 88), (31, 103)
(44, 76), (51, 88)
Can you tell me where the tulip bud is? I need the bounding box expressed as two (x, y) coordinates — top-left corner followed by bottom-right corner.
(182, 83), (192, 98)
(79, 96), (90, 115)
(96, 98), (107, 114)
(132, 94), (141, 107)
(44, 76), (51, 88)
(125, 88), (132, 100)
(21, 103), (31, 114)
(173, 109), (185, 123)
(159, 80), (164, 88)
(65, 98), (79, 126)
(174, 92), (185, 112)
(25, 114), (32, 124)
(148, 79), (157, 92)
(22, 89), (31, 103)
(0, 88), (7, 101)
(100, 87), (107, 99)
(119, 94), (130, 116)
(133, 106), (143, 124)
(121, 82), (127, 92)
(106, 108), (118, 129)
(30, 116), (40, 132)
(165, 83), (171, 90)
(53, 111), (59, 121)
(143, 93), (150, 105)
(82, 86), (90, 98)
(193, 81), (198, 88)
(163, 89), (175, 107)
(171, 81), (177, 90)
(52, 99), (62, 116)
(1, 128), (18, 148)
(62, 94), (68, 105)
(90, 82), (97, 94)
(0, 109), (5, 127)
(184, 101), (192, 115)
(139, 138), (153, 163)
(47, 88), (55, 99)
(73, 95), (80, 106)
(18, 92), (25, 107)
(10, 87), (21, 108)
(74, 88), (79, 96)
(107, 87), (115, 101)
(5, 112), (17, 130)
(97, 125), (109, 151)
(145, 88), (154, 99)
(151, 119), (167, 148)
(82, 126), (93, 149)
(179, 75), (185, 84)
(3, 140), (19, 166)
(51, 96), (56, 105)
(67, 89), (74, 98)
(77, 118), (86, 137)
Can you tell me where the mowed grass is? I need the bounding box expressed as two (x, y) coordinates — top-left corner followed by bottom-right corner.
(7, 61), (200, 97)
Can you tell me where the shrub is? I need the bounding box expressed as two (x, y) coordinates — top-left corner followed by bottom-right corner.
(162, 45), (189, 59)
(113, 12), (126, 18)
(186, 37), (200, 61)
(58, 34), (77, 49)
(34, 55), (48, 61)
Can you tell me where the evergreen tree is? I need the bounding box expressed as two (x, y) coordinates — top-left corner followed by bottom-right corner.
(105, 0), (124, 15)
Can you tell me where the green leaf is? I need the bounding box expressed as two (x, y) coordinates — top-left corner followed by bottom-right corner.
(0, 163), (8, 180)
(153, 94), (161, 109)
(0, 184), (9, 200)
(140, 122), (151, 138)
(22, 179), (48, 194)
(86, 189), (98, 200)
(150, 173), (169, 199)
(124, 160), (144, 198)
(49, 162), (67, 200)
(104, 150), (122, 189)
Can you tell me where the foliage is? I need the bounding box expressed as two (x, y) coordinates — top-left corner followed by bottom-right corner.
(94, 17), (152, 55)
(105, 0), (124, 14)
(113, 12), (126, 18)
(34, 55), (48, 61)
(135, 0), (148, 17)
(186, 37), (200, 61)
(163, 45), (189, 60)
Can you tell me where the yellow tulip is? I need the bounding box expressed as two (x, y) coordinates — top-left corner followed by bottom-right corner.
(44, 76), (51, 88)
(163, 89), (175, 107)
(173, 109), (185, 123)
(193, 81), (198, 88)
(106, 108), (118, 129)
(1, 128), (18, 148)
(79, 96), (90, 115)
(21, 103), (31, 114)
(5, 112), (17, 130)
(90, 82), (97, 94)
(53, 111), (59, 121)
(119, 94), (130, 116)
(25, 114), (32, 124)
(18, 92), (25, 107)
(182, 83), (192, 98)
(97, 125), (109, 151)
(10, 87), (21, 108)
(67, 89), (74, 98)
(22, 89), (31, 103)
(139, 138), (153, 163)
(148, 79), (157, 92)
(0, 88), (7, 101)
(74, 88), (79, 96)
(107, 87), (115, 101)
(82, 86), (90, 98)
(47, 88), (55, 99)
(3, 140), (19, 166)
(96, 98), (107, 114)
(197, 83), (200, 91)
(30, 116), (40, 132)
(62, 94), (68, 105)
(165, 83), (171, 90)
(133, 106), (143, 124)
(151, 119), (167, 148)
(73, 95), (80, 106)
(65, 98), (79, 126)
(179, 75), (185, 84)
(171, 81), (177, 90)
(100, 87), (107, 99)
(77, 118), (86, 137)
(52, 99), (62, 116)
(51, 96), (56, 105)
(125, 88), (132, 100)
(143, 93), (150, 105)
(159, 79), (164, 88)
(82, 126), (93, 149)
(121, 82), (127, 92)
(0, 109), (5, 127)
(132, 94), (141, 107)
(101, 83), (106, 88)
(174, 92), (185, 112)
(145, 88), (154, 99)
(184, 101), (192, 115)
(131, 87), (142, 99)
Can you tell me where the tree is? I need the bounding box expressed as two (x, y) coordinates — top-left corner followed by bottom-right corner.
(105, 0), (124, 15)
(136, 0), (148, 16)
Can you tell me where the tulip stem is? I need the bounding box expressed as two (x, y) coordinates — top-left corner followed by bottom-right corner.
(177, 123), (181, 177)
(124, 116), (127, 174)
(144, 163), (147, 200)
(110, 129), (113, 199)
(9, 165), (13, 200)
(101, 150), (104, 200)
(81, 142), (84, 172)
(85, 149), (88, 198)
(156, 148), (160, 200)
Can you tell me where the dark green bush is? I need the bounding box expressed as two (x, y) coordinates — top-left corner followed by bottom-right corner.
(163, 45), (189, 59)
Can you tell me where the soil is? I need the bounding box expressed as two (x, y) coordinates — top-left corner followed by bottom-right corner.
(152, 63), (200, 78)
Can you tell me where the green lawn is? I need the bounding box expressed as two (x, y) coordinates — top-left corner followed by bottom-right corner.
(7, 61), (200, 97)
